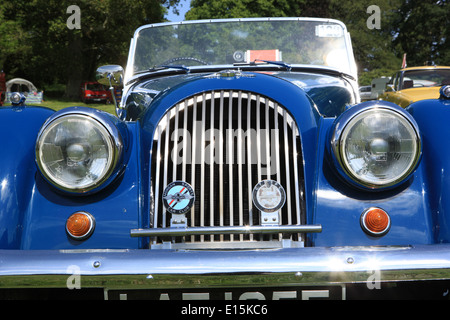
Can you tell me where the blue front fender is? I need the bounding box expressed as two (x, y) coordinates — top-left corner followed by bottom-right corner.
(0, 106), (143, 250)
(0, 106), (54, 248)
(408, 98), (450, 243)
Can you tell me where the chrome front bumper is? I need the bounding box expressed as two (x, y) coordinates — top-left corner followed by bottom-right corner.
(1, 245), (450, 290)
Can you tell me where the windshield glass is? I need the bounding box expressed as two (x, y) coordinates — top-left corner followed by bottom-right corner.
(402, 69), (450, 88)
(131, 18), (355, 77)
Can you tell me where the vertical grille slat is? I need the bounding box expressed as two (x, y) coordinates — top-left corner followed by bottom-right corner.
(189, 96), (198, 242)
(237, 92), (244, 241)
(209, 92), (215, 240)
(218, 91), (225, 241)
(200, 93), (206, 241)
(227, 91), (234, 240)
(181, 100), (188, 182)
(162, 110), (171, 228)
(256, 96), (262, 183)
(150, 90), (305, 248)
(283, 109), (292, 225)
(246, 95), (254, 241)
(153, 123), (162, 229)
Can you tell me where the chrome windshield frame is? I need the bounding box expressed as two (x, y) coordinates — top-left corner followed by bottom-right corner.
(124, 17), (358, 84)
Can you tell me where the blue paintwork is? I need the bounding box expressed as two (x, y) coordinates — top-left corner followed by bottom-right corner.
(407, 98), (450, 243)
(0, 70), (447, 250)
(0, 106), (53, 248)
(308, 100), (432, 247)
(313, 116), (433, 246)
(0, 106), (142, 250)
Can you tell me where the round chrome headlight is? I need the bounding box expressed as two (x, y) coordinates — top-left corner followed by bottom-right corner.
(440, 85), (450, 99)
(332, 104), (421, 189)
(36, 109), (123, 193)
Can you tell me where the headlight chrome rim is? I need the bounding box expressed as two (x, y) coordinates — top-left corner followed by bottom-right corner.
(331, 103), (421, 190)
(440, 85), (450, 99)
(36, 108), (124, 194)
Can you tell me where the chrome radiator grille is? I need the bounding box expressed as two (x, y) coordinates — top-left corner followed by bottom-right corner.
(149, 90), (306, 248)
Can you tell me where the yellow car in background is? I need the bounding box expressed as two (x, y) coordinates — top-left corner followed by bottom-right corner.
(380, 66), (450, 108)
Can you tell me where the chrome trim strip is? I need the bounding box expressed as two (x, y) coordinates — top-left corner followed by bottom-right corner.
(134, 18), (349, 33)
(182, 99), (188, 181)
(292, 120), (301, 225)
(228, 91), (234, 240)
(256, 95), (262, 182)
(209, 92), (215, 237)
(153, 123), (162, 228)
(1, 245), (450, 289)
(218, 91), (224, 240)
(265, 97), (271, 178)
(190, 95), (198, 239)
(172, 105), (179, 181)
(283, 109), (292, 225)
(130, 224), (322, 237)
(162, 111), (171, 227)
(274, 103), (281, 182)
(200, 93), (206, 240)
(247, 95), (254, 240)
(237, 92), (244, 240)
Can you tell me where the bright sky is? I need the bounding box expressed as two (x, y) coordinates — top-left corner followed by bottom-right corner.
(165, 0), (191, 22)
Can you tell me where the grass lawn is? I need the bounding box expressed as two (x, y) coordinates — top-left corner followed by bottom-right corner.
(3, 98), (116, 115)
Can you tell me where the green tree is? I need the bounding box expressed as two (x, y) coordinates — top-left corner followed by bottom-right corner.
(327, 0), (403, 83)
(0, 4), (31, 76)
(186, 0), (306, 19)
(394, 0), (449, 66)
(1, 0), (177, 99)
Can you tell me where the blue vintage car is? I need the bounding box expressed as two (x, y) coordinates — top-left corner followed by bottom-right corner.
(1, 18), (450, 300)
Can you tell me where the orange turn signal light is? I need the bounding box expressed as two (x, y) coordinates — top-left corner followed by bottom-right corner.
(66, 211), (95, 240)
(360, 207), (390, 236)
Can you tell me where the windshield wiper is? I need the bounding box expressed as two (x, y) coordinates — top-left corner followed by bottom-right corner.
(158, 64), (191, 73)
(145, 64), (191, 73)
(126, 65), (191, 86)
(234, 59), (292, 71)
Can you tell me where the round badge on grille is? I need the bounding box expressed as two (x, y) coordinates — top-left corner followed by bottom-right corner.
(252, 180), (286, 213)
(162, 181), (195, 215)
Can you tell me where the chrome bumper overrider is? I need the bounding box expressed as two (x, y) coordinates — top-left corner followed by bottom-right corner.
(1, 245), (450, 289)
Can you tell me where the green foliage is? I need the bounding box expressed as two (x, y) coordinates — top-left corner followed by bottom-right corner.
(394, 0), (449, 66)
(0, 0), (175, 98)
(0, 5), (32, 76)
(186, 0), (306, 19)
(0, 0), (448, 93)
(358, 68), (395, 86)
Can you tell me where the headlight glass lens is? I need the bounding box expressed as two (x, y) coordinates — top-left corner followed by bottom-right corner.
(37, 114), (115, 192)
(340, 108), (419, 188)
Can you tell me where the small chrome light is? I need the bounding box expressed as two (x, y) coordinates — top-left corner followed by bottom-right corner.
(331, 103), (421, 189)
(360, 207), (390, 236)
(66, 211), (95, 240)
(36, 108), (124, 194)
(440, 85), (450, 99)
(10, 92), (26, 106)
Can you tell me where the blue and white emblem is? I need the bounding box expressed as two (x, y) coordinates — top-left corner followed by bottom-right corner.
(162, 181), (195, 215)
